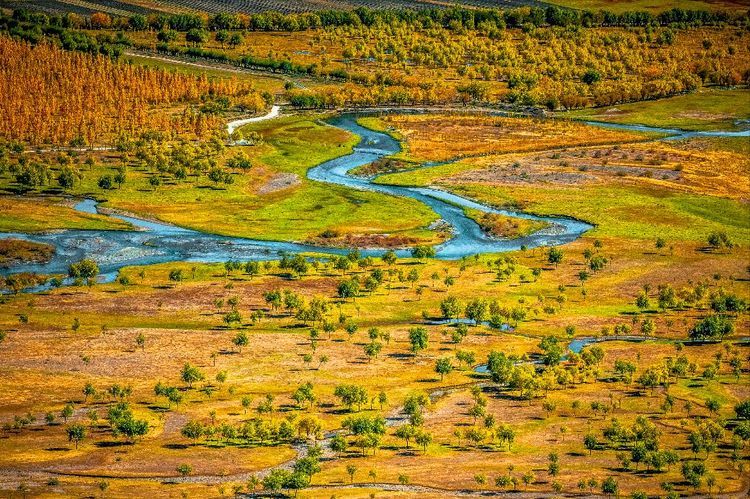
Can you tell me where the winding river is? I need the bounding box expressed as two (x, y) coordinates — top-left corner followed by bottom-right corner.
(0, 112), (593, 283)
(3, 111), (747, 284)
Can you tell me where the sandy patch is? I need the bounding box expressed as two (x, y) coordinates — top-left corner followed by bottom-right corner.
(257, 173), (301, 194)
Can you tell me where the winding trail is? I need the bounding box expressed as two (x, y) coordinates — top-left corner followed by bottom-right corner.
(227, 105), (281, 136)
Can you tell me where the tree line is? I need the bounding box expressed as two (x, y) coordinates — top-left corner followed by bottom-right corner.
(10, 6), (748, 35)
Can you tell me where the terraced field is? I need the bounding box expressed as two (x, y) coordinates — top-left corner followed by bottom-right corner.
(0, 0), (549, 15)
(4, 0), (743, 16)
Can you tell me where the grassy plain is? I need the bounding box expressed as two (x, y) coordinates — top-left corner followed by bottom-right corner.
(0, 197), (130, 233)
(567, 88), (750, 131)
(1, 115), (748, 497)
(0, 115), (439, 245)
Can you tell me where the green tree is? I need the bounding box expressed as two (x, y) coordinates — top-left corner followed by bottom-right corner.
(465, 299), (488, 325)
(689, 315), (734, 341)
(186, 28), (208, 46)
(547, 247), (564, 267)
(135, 332), (145, 350)
(440, 296), (462, 321)
(232, 330), (249, 353)
(68, 259), (99, 286)
(381, 250), (397, 266)
(337, 279), (359, 301)
(435, 357), (453, 381)
(582, 68), (601, 85)
(180, 363), (204, 388)
(229, 32), (243, 48)
(181, 420), (204, 444)
(363, 341), (383, 362)
(346, 464), (357, 483)
(415, 431), (433, 453)
(97, 175), (113, 190)
(601, 476), (619, 497)
(735, 400), (750, 420)
(67, 423), (86, 449)
(82, 382), (96, 402)
(538, 335), (564, 366)
(61, 403), (74, 422)
(411, 245), (435, 261)
(395, 424), (416, 448)
(157, 29), (177, 43)
(584, 433), (597, 455)
(409, 327), (429, 356)
(330, 434), (347, 456)
(636, 291), (650, 311)
(168, 268), (183, 284)
(215, 29), (229, 47)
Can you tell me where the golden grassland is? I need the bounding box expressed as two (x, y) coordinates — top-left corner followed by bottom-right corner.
(0, 233), (748, 496)
(392, 135), (750, 203)
(360, 113), (653, 163)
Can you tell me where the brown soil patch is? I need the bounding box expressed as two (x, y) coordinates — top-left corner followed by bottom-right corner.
(0, 239), (55, 268)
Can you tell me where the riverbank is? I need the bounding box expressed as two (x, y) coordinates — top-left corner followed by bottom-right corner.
(0, 111), (595, 284)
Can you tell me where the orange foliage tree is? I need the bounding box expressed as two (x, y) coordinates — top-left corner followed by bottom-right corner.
(0, 37), (266, 145)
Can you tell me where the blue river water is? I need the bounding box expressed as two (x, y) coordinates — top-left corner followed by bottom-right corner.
(583, 120), (750, 140)
(0, 115), (593, 282)
(3, 114), (745, 284)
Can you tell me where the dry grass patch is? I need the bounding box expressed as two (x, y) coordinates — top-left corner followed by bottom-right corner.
(374, 114), (647, 163)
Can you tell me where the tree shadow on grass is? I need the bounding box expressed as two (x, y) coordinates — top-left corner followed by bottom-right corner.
(386, 352), (412, 360)
(163, 443), (189, 450)
(95, 440), (132, 448)
(143, 404), (169, 413)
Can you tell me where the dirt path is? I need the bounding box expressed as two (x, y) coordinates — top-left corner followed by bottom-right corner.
(227, 105), (281, 136)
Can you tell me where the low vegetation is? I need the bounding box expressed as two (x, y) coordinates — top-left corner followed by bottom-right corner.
(464, 208), (550, 239)
(0, 238), (54, 267)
